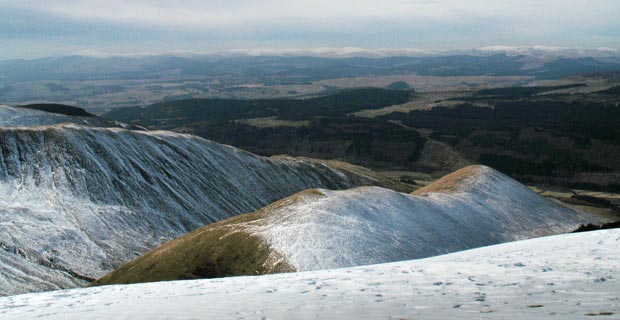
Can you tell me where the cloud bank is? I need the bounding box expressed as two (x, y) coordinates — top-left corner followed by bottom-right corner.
(0, 0), (618, 59)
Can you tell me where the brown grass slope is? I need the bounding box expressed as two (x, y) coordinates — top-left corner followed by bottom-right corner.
(91, 190), (328, 286)
(412, 165), (481, 195)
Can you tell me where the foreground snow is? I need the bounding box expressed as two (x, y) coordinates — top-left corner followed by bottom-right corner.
(1, 229), (617, 320)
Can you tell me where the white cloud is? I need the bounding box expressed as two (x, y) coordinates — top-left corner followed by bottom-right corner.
(5, 0), (616, 30)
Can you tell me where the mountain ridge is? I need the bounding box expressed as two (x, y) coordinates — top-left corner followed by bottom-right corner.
(93, 165), (602, 286)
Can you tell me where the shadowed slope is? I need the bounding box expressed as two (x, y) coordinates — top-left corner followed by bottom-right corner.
(0, 120), (399, 295)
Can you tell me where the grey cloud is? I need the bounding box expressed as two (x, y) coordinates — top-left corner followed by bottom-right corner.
(0, 0), (618, 59)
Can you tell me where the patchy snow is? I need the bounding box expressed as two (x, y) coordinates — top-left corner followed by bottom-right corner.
(1, 229), (617, 320)
(250, 166), (597, 271)
(0, 123), (362, 295)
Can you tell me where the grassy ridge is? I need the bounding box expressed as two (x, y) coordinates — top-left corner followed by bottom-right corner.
(92, 211), (294, 286)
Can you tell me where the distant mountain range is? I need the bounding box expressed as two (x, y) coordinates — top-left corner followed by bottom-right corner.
(1, 51), (620, 82)
(39, 46), (620, 59)
(1, 48), (619, 112)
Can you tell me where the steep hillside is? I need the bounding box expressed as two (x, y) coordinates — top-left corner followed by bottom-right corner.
(6, 229), (620, 319)
(94, 165), (602, 286)
(0, 121), (393, 296)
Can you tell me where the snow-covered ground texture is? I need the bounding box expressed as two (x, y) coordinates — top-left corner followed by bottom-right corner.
(251, 165), (598, 271)
(0, 105), (117, 128)
(1, 229), (618, 320)
(0, 123), (370, 296)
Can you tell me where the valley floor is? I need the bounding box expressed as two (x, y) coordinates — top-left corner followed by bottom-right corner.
(0, 229), (617, 320)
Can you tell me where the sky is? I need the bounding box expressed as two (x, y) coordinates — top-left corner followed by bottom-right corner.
(0, 0), (619, 59)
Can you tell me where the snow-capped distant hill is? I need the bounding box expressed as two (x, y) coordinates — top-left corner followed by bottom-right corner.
(477, 45), (620, 58)
(0, 121), (385, 296)
(94, 165), (602, 286)
(2, 229), (618, 320)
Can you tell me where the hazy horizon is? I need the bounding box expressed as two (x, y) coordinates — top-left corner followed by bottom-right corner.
(1, 0), (619, 60)
(3, 45), (620, 62)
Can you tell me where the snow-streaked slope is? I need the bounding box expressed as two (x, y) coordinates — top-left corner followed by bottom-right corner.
(0, 123), (377, 296)
(0, 105), (115, 127)
(251, 165), (595, 271)
(2, 229), (618, 320)
(94, 166), (601, 286)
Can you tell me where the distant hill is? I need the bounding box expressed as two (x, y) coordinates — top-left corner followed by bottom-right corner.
(386, 81), (412, 90)
(1, 53), (619, 82)
(92, 165), (600, 286)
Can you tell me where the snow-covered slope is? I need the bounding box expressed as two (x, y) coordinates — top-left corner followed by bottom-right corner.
(253, 171), (588, 271)
(255, 166), (593, 271)
(2, 229), (618, 320)
(0, 105), (116, 127)
(94, 165), (601, 286)
(0, 122), (384, 296)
